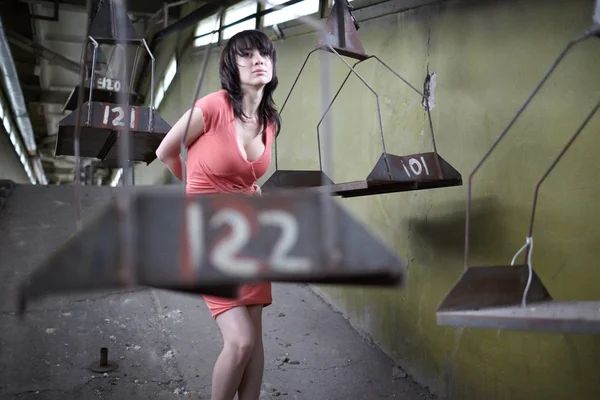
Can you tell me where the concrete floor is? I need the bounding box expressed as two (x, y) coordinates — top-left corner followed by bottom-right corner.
(0, 283), (435, 399)
(0, 185), (434, 399)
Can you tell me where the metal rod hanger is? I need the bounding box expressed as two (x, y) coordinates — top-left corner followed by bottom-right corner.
(463, 22), (600, 270)
(264, 0), (460, 199)
(436, 3), (600, 335)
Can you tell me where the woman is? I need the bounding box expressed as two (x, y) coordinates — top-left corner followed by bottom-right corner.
(155, 29), (281, 400)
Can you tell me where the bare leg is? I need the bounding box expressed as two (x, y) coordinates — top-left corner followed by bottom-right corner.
(211, 307), (256, 400)
(238, 305), (265, 400)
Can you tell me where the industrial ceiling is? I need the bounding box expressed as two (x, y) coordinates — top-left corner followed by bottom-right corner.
(0, 0), (216, 185)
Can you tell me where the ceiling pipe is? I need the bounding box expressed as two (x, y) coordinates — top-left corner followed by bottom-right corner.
(5, 29), (81, 74)
(0, 16), (48, 184)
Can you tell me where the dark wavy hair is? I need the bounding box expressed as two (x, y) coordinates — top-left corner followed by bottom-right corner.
(219, 29), (281, 137)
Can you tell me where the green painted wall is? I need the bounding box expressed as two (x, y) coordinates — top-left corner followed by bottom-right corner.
(136, 0), (600, 398)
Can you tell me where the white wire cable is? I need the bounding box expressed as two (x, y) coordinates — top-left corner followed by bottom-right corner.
(509, 236), (534, 308)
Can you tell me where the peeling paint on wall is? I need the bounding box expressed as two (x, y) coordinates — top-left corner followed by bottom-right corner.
(422, 69), (437, 111)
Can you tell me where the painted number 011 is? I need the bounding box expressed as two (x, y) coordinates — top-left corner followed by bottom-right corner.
(185, 205), (311, 277)
(102, 105), (136, 129)
(401, 156), (430, 177)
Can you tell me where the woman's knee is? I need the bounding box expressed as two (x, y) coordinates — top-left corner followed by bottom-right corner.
(224, 334), (255, 365)
(216, 307), (257, 365)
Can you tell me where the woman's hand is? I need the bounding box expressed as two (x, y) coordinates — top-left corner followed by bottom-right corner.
(253, 184), (262, 195)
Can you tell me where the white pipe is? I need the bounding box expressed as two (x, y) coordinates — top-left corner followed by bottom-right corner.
(0, 16), (48, 184)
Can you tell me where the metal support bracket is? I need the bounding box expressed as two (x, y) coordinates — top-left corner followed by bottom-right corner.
(316, 0), (369, 61)
(88, 0), (143, 44)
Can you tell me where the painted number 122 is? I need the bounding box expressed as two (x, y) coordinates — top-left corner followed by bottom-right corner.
(185, 205), (312, 277)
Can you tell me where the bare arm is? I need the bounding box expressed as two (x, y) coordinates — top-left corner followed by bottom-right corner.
(156, 107), (206, 180)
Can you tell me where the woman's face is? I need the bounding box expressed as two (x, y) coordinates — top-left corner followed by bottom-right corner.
(236, 48), (273, 89)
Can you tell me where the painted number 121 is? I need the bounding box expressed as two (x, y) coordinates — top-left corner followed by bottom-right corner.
(102, 105), (136, 129)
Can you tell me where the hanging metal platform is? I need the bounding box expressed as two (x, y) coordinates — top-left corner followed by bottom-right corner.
(437, 262), (600, 334)
(15, 185), (407, 314)
(63, 76), (139, 112)
(55, 101), (171, 164)
(262, 0), (462, 197)
(439, 301), (600, 334)
(55, 0), (171, 165)
(264, 152), (461, 198)
(436, 14), (600, 334)
(341, 151), (461, 198)
(261, 170), (335, 191)
(55, 0), (170, 165)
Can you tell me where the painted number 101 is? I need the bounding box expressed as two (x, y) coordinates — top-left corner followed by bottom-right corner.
(401, 156), (430, 177)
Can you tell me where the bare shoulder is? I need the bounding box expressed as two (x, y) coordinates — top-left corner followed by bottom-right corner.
(195, 89), (229, 111)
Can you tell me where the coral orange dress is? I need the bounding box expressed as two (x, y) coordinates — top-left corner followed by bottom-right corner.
(185, 89), (273, 319)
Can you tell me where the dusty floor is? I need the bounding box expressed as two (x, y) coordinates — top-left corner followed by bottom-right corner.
(0, 284), (435, 399)
(0, 185), (434, 399)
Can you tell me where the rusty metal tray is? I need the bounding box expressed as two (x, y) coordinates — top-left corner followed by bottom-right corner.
(17, 187), (407, 314)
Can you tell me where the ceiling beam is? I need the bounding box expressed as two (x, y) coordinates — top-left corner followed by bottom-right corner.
(18, 0), (187, 16)
(5, 28), (80, 74)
